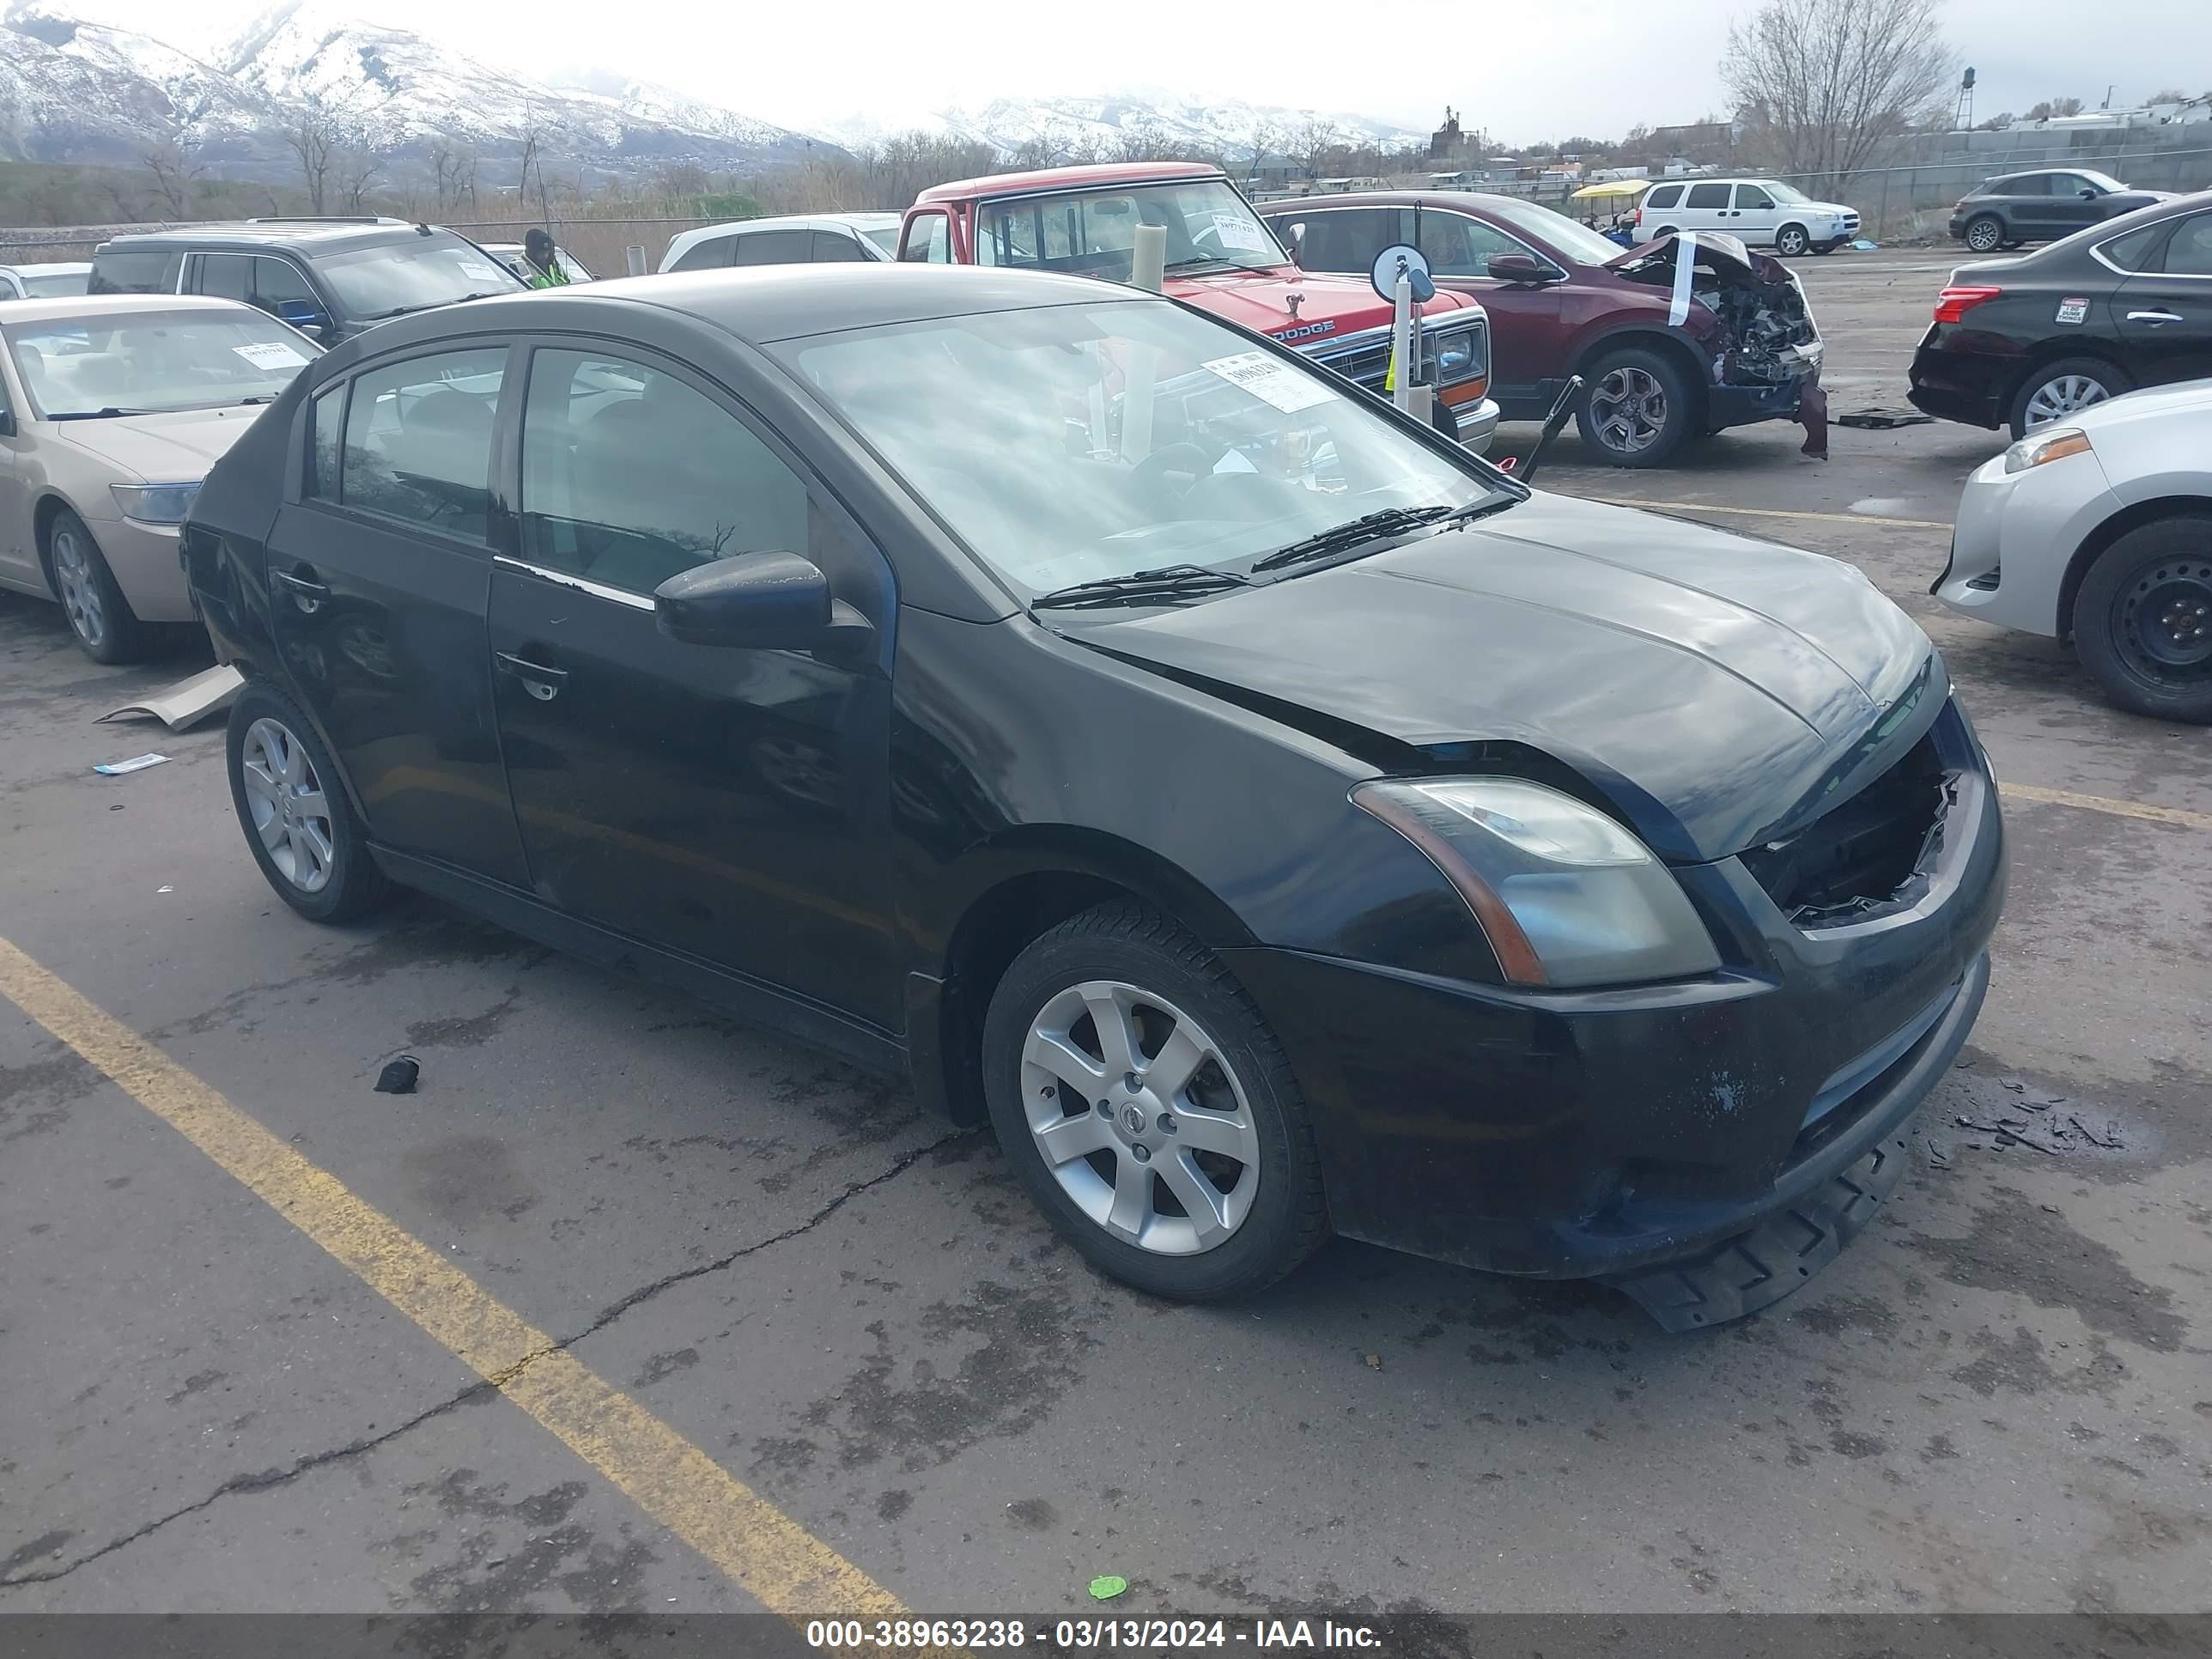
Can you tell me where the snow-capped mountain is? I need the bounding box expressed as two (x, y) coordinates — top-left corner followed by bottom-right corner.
(814, 93), (1429, 161)
(0, 0), (828, 177)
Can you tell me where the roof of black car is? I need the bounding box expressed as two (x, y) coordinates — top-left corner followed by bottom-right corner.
(349, 264), (1151, 352)
(102, 220), (451, 252)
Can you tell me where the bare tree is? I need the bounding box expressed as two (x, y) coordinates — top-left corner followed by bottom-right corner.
(286, 97), (344, 213)
(336, 140), (382, 213)
(1234, 120), (1286, 187)
(1722, 0), (1953, 186)
(2145, 87), (2188, 105)
(1286, 116), (1340, 183)
(142, 136), (207, 218)
(2025, 96), (2084, 119)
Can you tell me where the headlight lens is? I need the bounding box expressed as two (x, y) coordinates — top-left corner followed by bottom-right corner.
(110, 482), (202, 525)
(2002, 427), (2091, 473)
(1352, 777), (1722, 988)
(1433, 327), (1481, 380)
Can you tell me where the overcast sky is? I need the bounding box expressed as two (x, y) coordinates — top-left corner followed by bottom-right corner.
(64, 0), (2212, 142)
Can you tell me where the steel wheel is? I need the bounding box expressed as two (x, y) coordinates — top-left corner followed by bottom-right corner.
(2023, 372), (2112, 428)
(50, 520), (107, 651)
(2117, 559), (2212, 684)
(240, 716), (337, 894)
(1590, 365), (1669, 455)
(1965, 216), (2002, 252)
(1018, 979), (1261, 1256)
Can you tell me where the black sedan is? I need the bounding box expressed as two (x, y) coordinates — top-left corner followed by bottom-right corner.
(1948, 167), (2169, 253)
(185, 265), (2003, 1327)
(1911, 188), (2212, 438)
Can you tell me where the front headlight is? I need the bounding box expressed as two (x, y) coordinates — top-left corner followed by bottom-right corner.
(1352, 777), (1722, 988)
(110, 482), (202, 525)
(2002, 427), (2092, 473)
(1432, 327), (1482, 381)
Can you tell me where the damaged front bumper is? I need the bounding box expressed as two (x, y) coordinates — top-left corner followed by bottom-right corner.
(1220, 696), (2004, 1296)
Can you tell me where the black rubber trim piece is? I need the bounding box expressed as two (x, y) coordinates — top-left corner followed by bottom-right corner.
(1601, 1125), (1911, 1331)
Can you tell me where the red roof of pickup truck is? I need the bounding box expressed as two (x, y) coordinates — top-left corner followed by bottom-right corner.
(915, 161), (1223, 204)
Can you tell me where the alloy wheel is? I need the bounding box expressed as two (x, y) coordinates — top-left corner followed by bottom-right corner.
(1966, 218), (2002, 252)
(240, 716), (337, 893)
(2117, 559), (2212, 684)
(2024, 374), (2112, 428)
(1591, 367), (1668, 455)
(50, 524), (106, 650)
(1019, 979), (1261, 1255)
(1777, 226), (1808, 256)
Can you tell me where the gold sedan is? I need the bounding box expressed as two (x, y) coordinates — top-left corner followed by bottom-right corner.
(0, 294), (319, 661)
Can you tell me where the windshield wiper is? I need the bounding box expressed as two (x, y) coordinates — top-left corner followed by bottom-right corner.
(49, 407), (158, 421)
(1031, 563), (1252, 611)
(1250, 506), (1461, 570)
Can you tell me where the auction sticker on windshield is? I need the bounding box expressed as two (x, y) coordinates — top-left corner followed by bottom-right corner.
(1202, 351), (1336, 413)
(1212, 213), (1277, 255)
(234, 342), (309, 370)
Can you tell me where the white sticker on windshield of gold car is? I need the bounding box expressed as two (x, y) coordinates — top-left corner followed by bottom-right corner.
(1202, 351), (1336, 413)
(234, 341), (308, 369)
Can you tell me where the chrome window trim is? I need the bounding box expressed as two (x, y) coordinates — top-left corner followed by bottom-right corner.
(2091, 210), (2212, 281)
(495, 553), (657, 611)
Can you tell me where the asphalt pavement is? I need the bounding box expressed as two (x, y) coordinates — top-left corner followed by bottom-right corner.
(3, 247), (2209, 1623)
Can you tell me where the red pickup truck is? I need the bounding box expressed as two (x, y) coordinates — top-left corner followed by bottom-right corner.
(897, 161), (1501, 452)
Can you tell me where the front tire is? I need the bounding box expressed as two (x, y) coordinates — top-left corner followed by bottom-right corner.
(1577, 346), (1698, 468)
(44, 508), (148, 664)
(1965, 215), (2004, 253)
(226, 678), (393, 922)
(2072, 514), (2212, 724)
(1775, 223), (1811, 257)
(981, 901), (1328, 1300)
(2009, 356), (2132, 439)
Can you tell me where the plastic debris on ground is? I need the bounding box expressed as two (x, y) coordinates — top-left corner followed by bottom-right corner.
(97, 664), (245, 732)
(1089, 1576), (1129, 1601)
(1837, 407), (1936, 429)
(1850, 239), (1879, 250)
(93, 753), (168, 775)
(374, 1055), (422, 1095)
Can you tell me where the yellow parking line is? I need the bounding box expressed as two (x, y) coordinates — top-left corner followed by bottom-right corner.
(1587, 497), (1954, 532)
(0, 934), (907, 1620)
(1999, 781), (2212, 833)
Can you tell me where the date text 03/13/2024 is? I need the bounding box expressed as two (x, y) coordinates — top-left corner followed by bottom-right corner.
(804, 1620), (1384, 1649)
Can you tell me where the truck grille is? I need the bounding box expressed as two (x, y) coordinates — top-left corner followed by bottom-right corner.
(1304, 319), (1486, 392)
(1740, 732), (1950, 928)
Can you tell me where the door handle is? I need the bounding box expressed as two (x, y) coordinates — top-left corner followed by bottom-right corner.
(495, 650), (569, 702)
(2125, 309), (2184, 325)
(270, 566), (331, 611)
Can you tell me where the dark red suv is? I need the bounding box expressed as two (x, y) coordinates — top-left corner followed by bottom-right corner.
(1261, 191), (1824, 467)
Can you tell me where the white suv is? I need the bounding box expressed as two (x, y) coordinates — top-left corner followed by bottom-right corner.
(1632, 179), (1859, 256)
(659, 213), (902, 273)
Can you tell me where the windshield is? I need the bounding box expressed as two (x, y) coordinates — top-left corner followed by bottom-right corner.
(861, 225), (901, 256)
(21, 270), (89, 298)
(314, 234), (524, 320)
(1483, 198), (1625, 265)
(2077, 169), (2127, 193)
(778, 299), (1506, 597)
(975, 179), (1287, 282)
(1764, 181), (1813, 204)
(5, 310), (315, 419)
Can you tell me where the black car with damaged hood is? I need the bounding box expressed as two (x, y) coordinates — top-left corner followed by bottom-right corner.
(183, 264), (2004, 1328)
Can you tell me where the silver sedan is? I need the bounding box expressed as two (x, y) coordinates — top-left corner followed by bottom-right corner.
(1935, 378), (2212, 724)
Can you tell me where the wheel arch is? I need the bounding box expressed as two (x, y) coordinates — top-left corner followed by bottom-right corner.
(1571, 329), (1711, 413)
(2058, 495), (2212, 641)
(31, 491), (81, 586)
(2005, 340), (2136, 416)
(911, 830), (1255, 1126)
(1776, 220), (1811, 247)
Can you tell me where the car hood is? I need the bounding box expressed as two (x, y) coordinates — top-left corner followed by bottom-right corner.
(1168, 269), (1476, 343)
(45, 404), (266, 481)
(2070, 375), (2212, 429)
(1607, 231), (1791, 283)
(1062, 492), (1939, 863)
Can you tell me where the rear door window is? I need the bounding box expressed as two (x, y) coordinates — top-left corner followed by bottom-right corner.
(2007, 174), (2051, 197)
(89, 247), (181, 295)
(2160, 213), (2212, 276)
(810, 231), (867, 262)
(1644, 185), (1682, 210)
(1293, 209), (1411, 274)
(339, 348), (507, 544)
(1685, 183), (1731, 210)
(196, 253), (252, 303)
(519, 347), (810, 596)
(732, 230), (809, 266)
(669, 234), (733, 272)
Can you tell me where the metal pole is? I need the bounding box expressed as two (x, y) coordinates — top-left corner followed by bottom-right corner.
(1391, 270), (1414, 415)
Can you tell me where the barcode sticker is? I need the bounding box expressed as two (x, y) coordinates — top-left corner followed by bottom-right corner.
(1201, 351), (1336, 413)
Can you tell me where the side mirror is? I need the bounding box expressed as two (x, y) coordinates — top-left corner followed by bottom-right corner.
(1488, 252), (1562, 284)
(1285, 222), (1306, 268)
(2080, 187), (2099, 200)
(0, 409), (15, 439)
(276, 301), (331, 340)
(654, 551), (873, 659)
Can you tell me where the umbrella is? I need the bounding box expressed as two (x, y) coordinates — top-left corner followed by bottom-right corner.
(1571, 179), (1651, 201)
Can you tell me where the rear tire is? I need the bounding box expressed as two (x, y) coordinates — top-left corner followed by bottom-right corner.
(226, 678), (394, 922)
(981, 900), (1328, 1300)
(2008, 356), (2133, 440)
(1576, 345), (1698, 469)
(1775, 223), (1811, 257)
(1650, 226), (1680, 241)
(1965, 216), (2004, 253)
(43, 508), (149, 665)
(2071, 514), (2212, 724)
